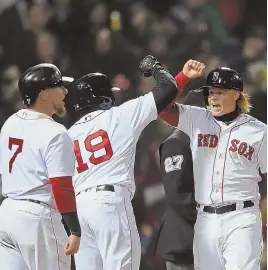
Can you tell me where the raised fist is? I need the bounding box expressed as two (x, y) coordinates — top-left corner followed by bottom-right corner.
(139, 55), (162, 78)
(183, 60), (205, 79)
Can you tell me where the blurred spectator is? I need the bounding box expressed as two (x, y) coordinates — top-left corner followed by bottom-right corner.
(0, 65), (24, 127)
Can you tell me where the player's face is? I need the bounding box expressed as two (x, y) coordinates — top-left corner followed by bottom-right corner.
(208, 88), (240, 116)
(47, 86), (68, 117)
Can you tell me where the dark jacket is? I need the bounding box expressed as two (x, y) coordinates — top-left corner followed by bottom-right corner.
(154, 129), (197, 264)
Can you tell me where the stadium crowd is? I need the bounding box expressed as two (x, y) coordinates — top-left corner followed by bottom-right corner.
(0, 0), (266, 269)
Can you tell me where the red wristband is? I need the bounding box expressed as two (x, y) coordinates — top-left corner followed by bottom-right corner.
(175, 71), (190, 91)
(50, 176), (77, 213)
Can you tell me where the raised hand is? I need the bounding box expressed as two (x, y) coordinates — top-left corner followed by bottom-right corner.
(183, 60), (205, 79)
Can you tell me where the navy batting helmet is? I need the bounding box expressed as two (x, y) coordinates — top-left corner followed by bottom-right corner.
(65, 72), (119, 113)
(18, 63), (73, 106)
(201, 67), (243, 105)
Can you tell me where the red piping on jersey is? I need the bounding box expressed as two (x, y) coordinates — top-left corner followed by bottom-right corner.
(220, 119), (252, 202)
(49, 210), (61, 270)
(123, 198), (133, 270)
(50, 176), (77, 213)
(210, 126), (221, 204)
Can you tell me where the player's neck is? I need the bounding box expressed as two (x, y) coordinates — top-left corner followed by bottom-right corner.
(27, 104), (53, 118)
(214, 107), (240, 124)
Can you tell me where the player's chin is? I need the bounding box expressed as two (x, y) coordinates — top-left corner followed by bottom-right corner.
(211, 108), (224, 117)
(55, 106), (67, 117)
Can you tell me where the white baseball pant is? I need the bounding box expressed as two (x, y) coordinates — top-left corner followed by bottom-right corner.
(0, 198), (71, 270)
(194, 204), (263, 270)
(74, 186), (141, 270)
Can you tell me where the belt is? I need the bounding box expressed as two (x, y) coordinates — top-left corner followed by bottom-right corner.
(199, 200), (254, 214)
(77, 185), (115, 196)
(16, 199), (43, 205)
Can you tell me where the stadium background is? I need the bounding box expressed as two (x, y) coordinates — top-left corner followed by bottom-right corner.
(0, 0), (266, 269)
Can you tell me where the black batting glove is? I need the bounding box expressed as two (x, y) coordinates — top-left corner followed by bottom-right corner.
(139, 55), (162, 78)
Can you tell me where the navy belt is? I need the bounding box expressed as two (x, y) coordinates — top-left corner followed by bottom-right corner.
(77, 185), (115, 196)
(16, 199), (43, 205)
(199, 200), (254, 214)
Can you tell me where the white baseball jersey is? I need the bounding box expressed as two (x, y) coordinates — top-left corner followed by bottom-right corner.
(68, 92), (157, 197)
(177, 104), (267, 205)
(0, 109), (75, 207)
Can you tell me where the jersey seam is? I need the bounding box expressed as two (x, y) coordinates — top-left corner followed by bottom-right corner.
(73, 111), (106, 125)
(15, 113), (55, 122)
(209, 127), (221, 204)
(256, 130), (265, 170)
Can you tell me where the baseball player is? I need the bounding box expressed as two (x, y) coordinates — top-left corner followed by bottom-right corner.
(159, 65), (267, 270)
(65, 56), (204, 270)
(154, 90), (206, 270)
(64, 55), (177, 270)
(0, 63), (81, 270)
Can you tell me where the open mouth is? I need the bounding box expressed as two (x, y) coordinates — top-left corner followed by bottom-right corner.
(212, 104), (221, 109)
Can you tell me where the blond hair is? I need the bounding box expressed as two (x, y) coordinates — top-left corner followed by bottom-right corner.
(237, 92), (252, 113)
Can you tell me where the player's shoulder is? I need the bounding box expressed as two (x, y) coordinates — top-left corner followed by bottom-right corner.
(1, 112), (17, 130)
(35, 120), (69, 147)
(68, 110), (106, 133)
(242, 114), (267, 129)
(115, 92), (154, 112)
(176, 103), (210, 117)
(47, 121), (68, 135)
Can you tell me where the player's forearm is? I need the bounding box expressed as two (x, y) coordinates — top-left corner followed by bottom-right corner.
(151, 67), (177, 113)
(61, 212), (81, 237)
(164, 71), (190, 110)
(158, 71), (190, 127)
(50, 176), (81, 236)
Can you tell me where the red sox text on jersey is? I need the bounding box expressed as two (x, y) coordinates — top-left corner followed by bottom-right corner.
(198, 134), (254, 161)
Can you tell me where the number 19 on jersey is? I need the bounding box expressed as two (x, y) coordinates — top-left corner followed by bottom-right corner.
(74, 130), (113, 173)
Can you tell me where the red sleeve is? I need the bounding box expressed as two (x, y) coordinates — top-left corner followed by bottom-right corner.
(164, 71), (190, 110)
(50, 176), (77, 213)
(159, 105), (180, 126)
(264, 173), (267, 181)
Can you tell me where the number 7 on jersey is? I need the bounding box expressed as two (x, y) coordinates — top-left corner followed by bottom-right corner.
(9, 137), (24, 173)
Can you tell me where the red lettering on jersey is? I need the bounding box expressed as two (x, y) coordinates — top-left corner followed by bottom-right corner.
(229, 139), (240, 152)
(198, 134), (203, 147)
(85, 130), (113, 165)
(74, 140), (89, 173)
(203, 134), (210, 147)
(243, 145), (254, 161)
(209, 135), (218, 148)
(229, 140), (254, 161)
(238, 142), (247, 155)
(198, 134), (219, 148)
(73, 130), (113, 173)
(8, 138), (24, 173)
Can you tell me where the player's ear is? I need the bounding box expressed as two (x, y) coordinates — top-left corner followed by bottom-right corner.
(39, 89), (50, 101)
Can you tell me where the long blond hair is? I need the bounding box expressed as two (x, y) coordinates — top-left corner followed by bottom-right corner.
(237, 92), (252, 113)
